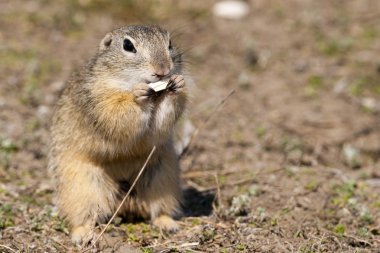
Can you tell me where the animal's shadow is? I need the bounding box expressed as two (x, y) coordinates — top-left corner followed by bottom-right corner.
(181, 187), (215, 217)
(117, 186), (215, 224)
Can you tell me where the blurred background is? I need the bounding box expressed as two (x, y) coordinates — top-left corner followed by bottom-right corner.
(1, 0), (380, 252)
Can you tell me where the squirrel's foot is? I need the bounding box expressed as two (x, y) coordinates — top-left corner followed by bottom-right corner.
(133, 83), (153, 103)
(168, 75), (185, 94)
(153, 214), (179, 232)
(71, 225), (95, 246)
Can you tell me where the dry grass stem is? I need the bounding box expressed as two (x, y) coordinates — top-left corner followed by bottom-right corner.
(0, 244), (17, 253)
(212, 172), (222, 213)
(181, 89), (236, 158)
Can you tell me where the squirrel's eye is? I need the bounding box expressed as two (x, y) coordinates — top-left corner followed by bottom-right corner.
(169, 40), (173, 50)
(123, 39), (136, 53)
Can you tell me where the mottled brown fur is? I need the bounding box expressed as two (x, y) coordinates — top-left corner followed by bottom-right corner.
(48, 25), (188, 244)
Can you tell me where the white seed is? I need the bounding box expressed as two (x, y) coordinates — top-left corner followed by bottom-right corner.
(148, 80), (169, 92)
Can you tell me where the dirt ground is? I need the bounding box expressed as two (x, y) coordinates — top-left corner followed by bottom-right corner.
(1, 0), (380, 252)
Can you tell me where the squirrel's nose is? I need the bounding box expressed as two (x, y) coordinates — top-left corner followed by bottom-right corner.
(153, 65), (170, 78)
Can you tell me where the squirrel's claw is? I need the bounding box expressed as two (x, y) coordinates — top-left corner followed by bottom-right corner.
(168, 75), (185, 93)
(133, 83), (153, 102)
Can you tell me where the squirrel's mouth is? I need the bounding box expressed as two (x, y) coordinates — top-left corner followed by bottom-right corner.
(145, 76), (168, 84)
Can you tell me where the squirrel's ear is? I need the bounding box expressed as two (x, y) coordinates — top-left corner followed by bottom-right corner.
(99, 33), (112, 51)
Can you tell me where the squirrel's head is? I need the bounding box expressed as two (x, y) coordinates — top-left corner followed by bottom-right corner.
(93, 25), (182, 89)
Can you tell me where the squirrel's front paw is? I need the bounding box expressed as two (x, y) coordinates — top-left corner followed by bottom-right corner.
(133, 83), (153, 103)
(168, 75), (185, 94)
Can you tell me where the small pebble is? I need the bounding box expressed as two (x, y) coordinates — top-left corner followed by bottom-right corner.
(342, 144), (361, 168)
(213, 0), (250, 20)
(294, 59), (309, 73)
(333, 78), (348, 94)
(238, 72), (251, 89)
(37, 105), (50, 120)
(361, 97), (377, 111)
(245, 48), (259, 67)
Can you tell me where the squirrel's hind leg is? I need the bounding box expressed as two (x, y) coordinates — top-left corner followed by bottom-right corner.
(137, 146), (182, 232)
(55, 154), (118, 244)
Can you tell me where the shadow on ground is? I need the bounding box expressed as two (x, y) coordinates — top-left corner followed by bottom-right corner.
(182, 187), (215, 217)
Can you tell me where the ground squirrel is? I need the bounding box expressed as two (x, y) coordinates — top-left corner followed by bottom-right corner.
(48, 25), (189, 244)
